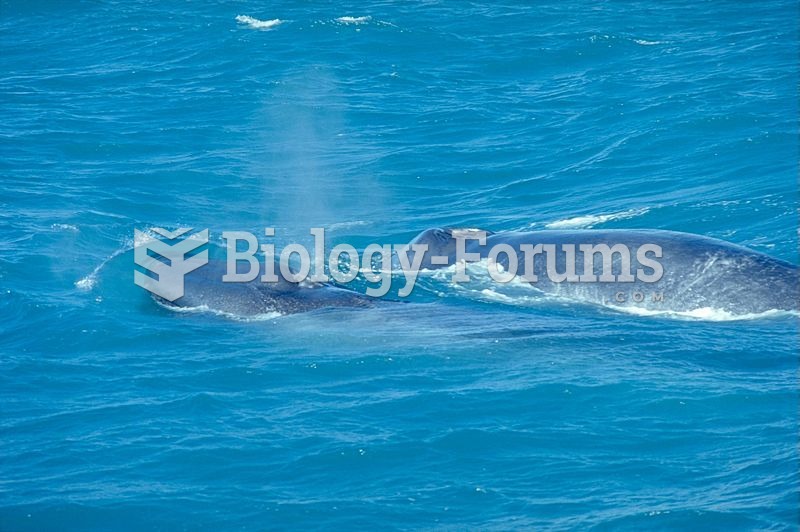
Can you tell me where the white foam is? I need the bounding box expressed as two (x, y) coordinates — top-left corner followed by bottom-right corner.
(335, 16), (371, 25)
(606, 305), (799, 322)
(156, 300), (283, 322)
(51, 223), (79, 233)
(327, 220), (371, 232)
(422, 259), (548, 304)
(470, 282), (798, 322)
(545, 207), (649, 229)
(75, 276), (97, 290)
(633, 39), (664, 46)
(236, 15), (283, 30)
(478, 289), (515, 303)
(133, 229), (152, 247)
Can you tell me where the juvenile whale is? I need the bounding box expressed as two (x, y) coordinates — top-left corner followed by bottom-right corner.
(406, 228), (799, 315)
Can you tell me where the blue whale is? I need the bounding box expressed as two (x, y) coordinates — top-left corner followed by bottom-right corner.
(153, 228), (797, 317)
(155, 260), (374, 316)
(407, 228), (799, 315)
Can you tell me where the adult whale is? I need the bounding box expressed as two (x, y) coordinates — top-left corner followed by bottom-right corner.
(406, 227), (799, 315)
(149, 228), (798, 317)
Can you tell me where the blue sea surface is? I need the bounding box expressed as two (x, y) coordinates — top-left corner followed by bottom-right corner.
(1, 1), (798, 529)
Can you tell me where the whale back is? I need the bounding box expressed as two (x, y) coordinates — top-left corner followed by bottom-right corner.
(400, 228), (797, 315)
(488, 229), (799, 314)
(156, 260), (373, 316)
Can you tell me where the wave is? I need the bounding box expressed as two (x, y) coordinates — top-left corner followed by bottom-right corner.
(544, 207), (649, 229)
(590, 34), (667, 46)
(607, 305), (799, 322)
(155, 300), (283, 321)
(335, 16), (371, 25)
(235, 15), (283, 30)
(51, 223), (79, 233)
(327, 220), (371, 232)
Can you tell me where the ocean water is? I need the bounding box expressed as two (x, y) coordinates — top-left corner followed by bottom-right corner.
(1, 0), (798, 529)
